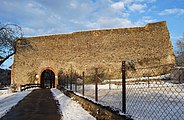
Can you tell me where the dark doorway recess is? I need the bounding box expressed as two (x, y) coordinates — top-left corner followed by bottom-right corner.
(41, 69), (55, 88)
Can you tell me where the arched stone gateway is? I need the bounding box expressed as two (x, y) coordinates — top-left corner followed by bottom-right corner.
(40, 69), (55, 88)
(39, 67), (58, 88)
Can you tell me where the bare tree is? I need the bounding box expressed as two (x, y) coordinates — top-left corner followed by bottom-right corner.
(176, 33), (184, 63)
(0, 23), (23, 66)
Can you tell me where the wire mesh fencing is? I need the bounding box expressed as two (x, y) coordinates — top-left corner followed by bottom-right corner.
(126, 63), (184, 120)
(58, 62), (184, 120)
(59, 67), (123, 111)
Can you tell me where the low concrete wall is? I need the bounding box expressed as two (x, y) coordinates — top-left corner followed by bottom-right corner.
(63, 90), (132, 120)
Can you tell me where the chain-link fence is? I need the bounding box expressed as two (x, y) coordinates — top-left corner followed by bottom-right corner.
(59, 67), (123, 111)
(126, 63), (184, 120)
(59, 62), (184, 120)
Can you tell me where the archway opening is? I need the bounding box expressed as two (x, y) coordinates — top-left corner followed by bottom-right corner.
(41, 69), (55, 88)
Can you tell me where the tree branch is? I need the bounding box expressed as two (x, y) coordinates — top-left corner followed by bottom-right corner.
(0, 23), (23, 65)
(0, 52), (15, 66)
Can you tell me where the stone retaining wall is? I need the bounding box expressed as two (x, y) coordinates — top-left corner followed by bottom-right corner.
(63, 90), (132, 120)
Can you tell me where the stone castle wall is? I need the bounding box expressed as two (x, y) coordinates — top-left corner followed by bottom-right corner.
(11, 21), (175, 86)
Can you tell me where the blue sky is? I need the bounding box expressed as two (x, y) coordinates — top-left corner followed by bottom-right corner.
(0, 0), (184, 68)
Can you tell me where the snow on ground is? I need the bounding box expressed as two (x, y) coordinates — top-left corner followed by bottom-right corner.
(0, 89), (12, 97)
(103, 74), (171, 83)
(75, 82), (184, 120)
(51, 88), (96, 120)
(126, 85), (184, 120)
(0, 89), (32, 118)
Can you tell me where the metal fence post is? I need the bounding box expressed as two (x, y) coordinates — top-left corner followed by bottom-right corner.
(122, 61), (126, 113)
(70, 71), (72, 90)
(95, 68), (98, 101)
(75, 71), (77, 92)
(148, 76), (150, 88)
(63, 76), (65, 89)
(70, 65), (73, 90)
(66, 75), (69, 89)
(82, 71), (85, 96)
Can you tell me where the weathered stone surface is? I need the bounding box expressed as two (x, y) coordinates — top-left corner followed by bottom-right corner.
(11, 21), (175, 86)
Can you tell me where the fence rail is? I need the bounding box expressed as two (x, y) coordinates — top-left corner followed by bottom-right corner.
(20, 84), (40, 91)
(59, 62), (184, 120)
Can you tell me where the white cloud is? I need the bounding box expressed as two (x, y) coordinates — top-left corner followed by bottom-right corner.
(148, 0), (156, 3)
(159, 8), (184, 16)
(22, 27), (35, 35)
(123, 0), (156, 5)
(129, 3), (147, 12)
(86, 22), (99, 29)
(87, 17), (133, 29)
(134, 16), (157, 26)
(111, 1), (125, 11)
(69, 0), (78, 8)
(135, 0), (156, 3)
(0, 0), (155, 36)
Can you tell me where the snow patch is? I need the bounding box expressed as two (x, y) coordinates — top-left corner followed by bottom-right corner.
(103, 74), (171, 83)
(51, 88), (96, 120)
(0, 90), (32, 118)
